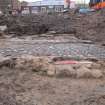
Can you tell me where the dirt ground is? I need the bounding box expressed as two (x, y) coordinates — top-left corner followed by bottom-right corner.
(0, 10), (105, 105)
(0, 10), (105, 44)
(0, 66), (105, 105)
(0, 55), (104, 105)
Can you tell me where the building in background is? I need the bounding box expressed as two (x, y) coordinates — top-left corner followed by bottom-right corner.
(70, 1), (76, 8)
(64, 0), (70, 9)
(0, 0), (21, 13)
(21, 1), (28, 7)
(21, 0), (76, 14)
(29, 0), (64, 13)
(12, 0), (21, 10)
(0, 0), (11, 12)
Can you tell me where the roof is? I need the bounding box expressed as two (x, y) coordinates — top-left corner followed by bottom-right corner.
(28, 0), (64, 6)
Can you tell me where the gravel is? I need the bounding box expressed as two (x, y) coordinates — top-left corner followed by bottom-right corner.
(0, 40), (104, 59)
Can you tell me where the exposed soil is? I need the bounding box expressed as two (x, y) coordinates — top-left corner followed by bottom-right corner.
(0, 55), (104, 105)
(0, 10), (105, 44)
(0, 10), (105, 105)
(0, 66), (105, 105)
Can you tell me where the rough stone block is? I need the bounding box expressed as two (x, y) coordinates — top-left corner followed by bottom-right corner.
(91, 69), (103, 78)
(76, 67), (92, 78)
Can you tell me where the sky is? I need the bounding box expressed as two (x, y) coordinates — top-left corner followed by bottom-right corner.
(19, 0), (89, 4)
(19, 0), (42, 2)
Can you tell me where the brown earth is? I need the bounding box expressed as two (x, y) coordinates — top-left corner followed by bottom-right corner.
(0, 64), (105, 105)
(0, 56), (104, 105)
(0, 10), (105, 105)
(0, 10), (105, 44)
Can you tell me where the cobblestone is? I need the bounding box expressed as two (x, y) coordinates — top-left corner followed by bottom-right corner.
(0, 40), (104, 59)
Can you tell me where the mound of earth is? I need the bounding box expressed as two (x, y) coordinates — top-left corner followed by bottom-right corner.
(0, 10), (105, 44)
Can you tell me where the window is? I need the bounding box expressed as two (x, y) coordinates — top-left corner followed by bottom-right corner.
(41, 7), (47, 12)
(55, 6), (63, 12)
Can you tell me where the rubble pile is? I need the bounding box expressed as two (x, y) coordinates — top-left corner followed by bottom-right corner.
(0, 91), (21, 105)
(6, 15), (49, 35)
(0, 10), (105, 43)
(74, 10), (105, 43)
(0, 10), (105, 105)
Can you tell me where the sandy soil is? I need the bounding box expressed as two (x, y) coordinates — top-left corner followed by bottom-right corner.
(0, 66), (105, 105)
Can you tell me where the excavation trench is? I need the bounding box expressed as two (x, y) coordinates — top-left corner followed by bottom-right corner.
(0, 10), (105, 105)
